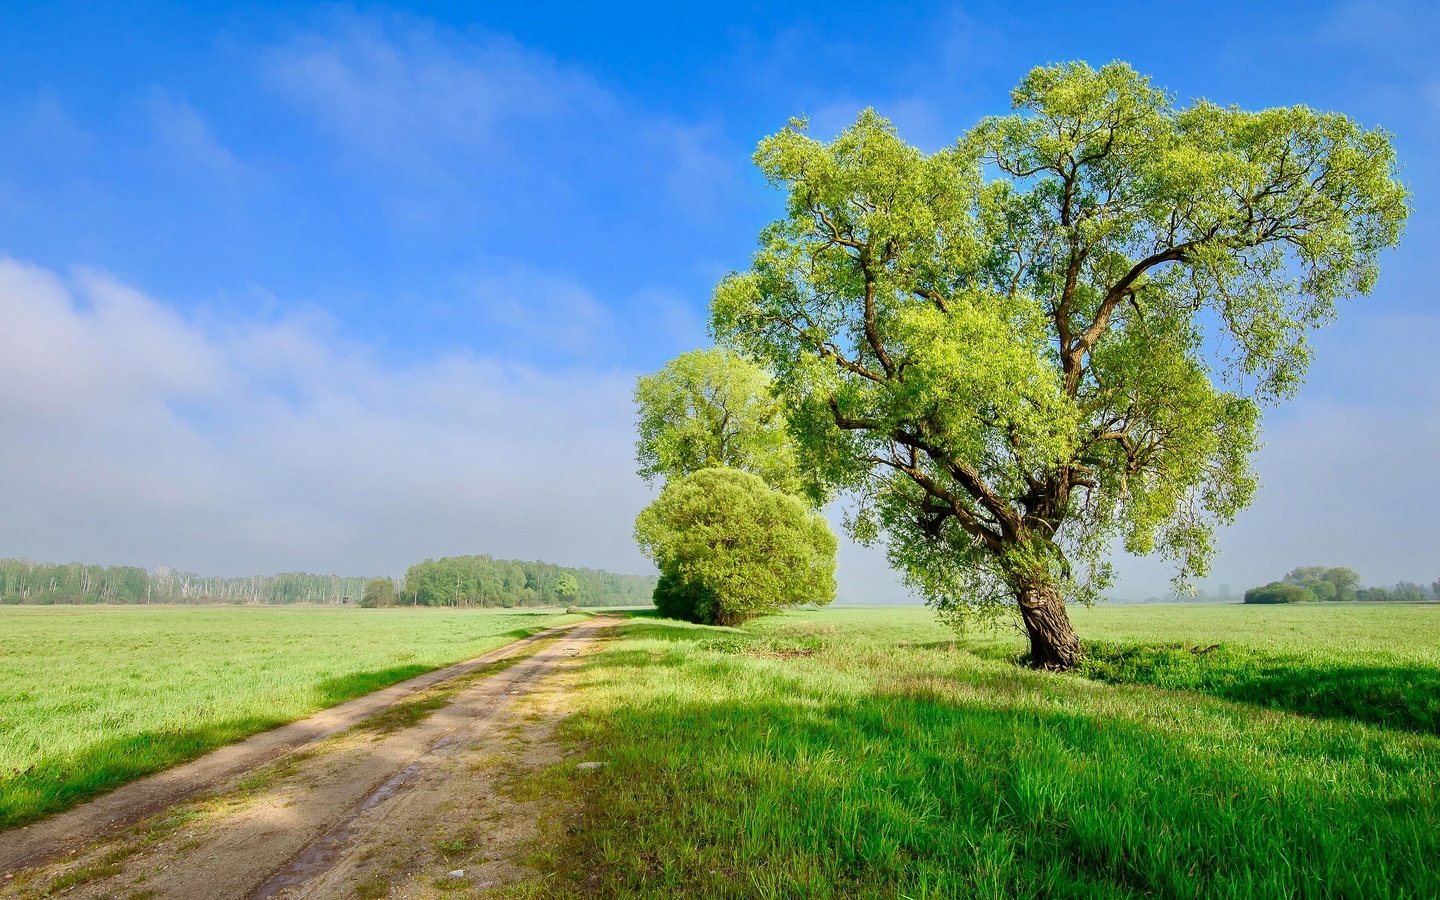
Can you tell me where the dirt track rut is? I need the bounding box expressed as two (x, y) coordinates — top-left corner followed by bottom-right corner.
(0, 617), (610, 898)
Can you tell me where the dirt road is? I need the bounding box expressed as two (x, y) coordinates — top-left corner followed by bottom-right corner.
(0, 617), (611, 898)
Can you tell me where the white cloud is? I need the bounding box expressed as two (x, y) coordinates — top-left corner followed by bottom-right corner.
(264, 19), (606, 168)
(464, 267), (615, 357)
(146, 93), (248, 181)
(260, 12), (743, 224)
(0, 257), (652, 578)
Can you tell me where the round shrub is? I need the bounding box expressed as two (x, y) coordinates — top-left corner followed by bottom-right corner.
(635, 467), (837, 625)
(1243, 582), (1316, 604)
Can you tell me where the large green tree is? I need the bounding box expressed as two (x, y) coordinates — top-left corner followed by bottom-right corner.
(713, 62), (1407, 668)
(634, 348), (807, 497)
(635, 467), (837, 625)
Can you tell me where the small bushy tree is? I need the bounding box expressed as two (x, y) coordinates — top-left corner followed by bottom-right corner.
(635, 468), (837, 625)
(1244, 582), (1315, 604)
(360, 577), (396, 608)
(555, 573), (580, 606)
(1392, 581), (1429, 602)
(634, 348), (808, 498)
(1283, 566), (1360, 602)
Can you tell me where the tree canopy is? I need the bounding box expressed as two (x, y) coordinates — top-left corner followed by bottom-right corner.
(634, 348), (807, 497)
(0, 559), (372, 605)
(401, 555), (653, 608)
(1245, 567), (1439, 603)
(1244, 582), (1316, 604)
(634, 467), (837, 625)
(360, 577), (397, 608)
(712, 61), (1408, 667)
(1282, 566), (1360, 602)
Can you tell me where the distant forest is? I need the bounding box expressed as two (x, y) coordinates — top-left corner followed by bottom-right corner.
(399, 555), (654, 608)
(0, 556), (655, 607)
(1245, 566), (1439, 604)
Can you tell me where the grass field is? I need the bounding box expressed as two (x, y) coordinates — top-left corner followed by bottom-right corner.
(0, 605), (582, 829)
(524, 603), (1440, 898)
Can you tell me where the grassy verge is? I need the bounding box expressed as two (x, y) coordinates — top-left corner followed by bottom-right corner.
(525, 605), (1440, 898)
(0, 605), (584, 828)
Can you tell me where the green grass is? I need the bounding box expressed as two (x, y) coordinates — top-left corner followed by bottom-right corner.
(0, 605), (582, 828)
(539, 603), (1440, 898)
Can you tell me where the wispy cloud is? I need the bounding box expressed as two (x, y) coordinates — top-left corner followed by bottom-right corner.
(464, 267), (616, 357)
(145, 92), (249, 182)
(261, 12), (743, 228)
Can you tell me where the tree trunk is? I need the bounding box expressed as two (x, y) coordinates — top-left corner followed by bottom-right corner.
(1016, 580), (1083, 670)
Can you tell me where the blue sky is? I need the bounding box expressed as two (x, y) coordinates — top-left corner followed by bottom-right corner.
(0, 1), (1436, 598)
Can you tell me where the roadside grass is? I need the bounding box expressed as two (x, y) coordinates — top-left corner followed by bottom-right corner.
(531, 604), (1440, 898)
(0, 605), (583, 828)
(8, 802), (204, 896)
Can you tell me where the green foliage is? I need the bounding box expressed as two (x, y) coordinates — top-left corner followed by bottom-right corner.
(634, 468), (837, 625)
(1244, 567), (1434, 603)
(1389, 581), (1430, 602)
(649, 568), (716, 623)
(532, 605), (1440, 898)
(1283, 565), (1360, 601)
(634, 348), (807, 497)
(1081, 640), (1440, 736)
(401, 555), (653, 608)
(0, 559), (371, 605)
(1244, 581), (1316, 604)
(360, 577), (397, 608)
(711, 61), (1409, 634)
(0, 606), (582, 828)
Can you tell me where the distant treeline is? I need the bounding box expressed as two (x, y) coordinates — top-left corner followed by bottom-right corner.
(397, 555), (653, 608)
(0, 560), (370, 605)
(0, 555), (654, 607)
(1245, 566), (1439, 604)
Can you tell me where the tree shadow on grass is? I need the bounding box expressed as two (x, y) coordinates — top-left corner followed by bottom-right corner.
(0, 715), (285, 830)
(608, 618), (742, 642)
(1, 656), (448, 829)
(559, 668), (1439, 900)
(1079, 641), (1440, 738)
(315, 664), (433, 705)
(604, 620), (1440, 739)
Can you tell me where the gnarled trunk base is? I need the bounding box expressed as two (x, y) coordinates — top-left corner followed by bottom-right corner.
(1017, 582), (1082, 670)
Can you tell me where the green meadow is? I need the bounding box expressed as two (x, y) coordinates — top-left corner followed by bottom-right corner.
(534, 603), (1440, 899)
(4, 602), (1437, 898)
(0, 605), (582, 828)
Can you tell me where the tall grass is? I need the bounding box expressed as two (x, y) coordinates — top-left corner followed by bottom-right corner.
(540, 605), (1440, 898)
(0, 605), (581, 828)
